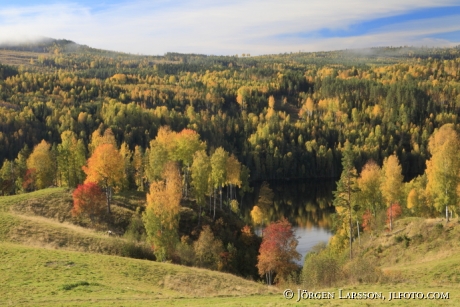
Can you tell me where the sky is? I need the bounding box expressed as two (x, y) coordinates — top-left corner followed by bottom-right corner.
(0, 0), (459, 56)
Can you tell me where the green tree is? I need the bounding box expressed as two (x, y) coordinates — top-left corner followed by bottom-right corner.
(133, 145), (146, 191)
(333, 140), (359, 259)
(191, 150), (210, 224)
(119, 142), (134, 190)
(172, 129), (206, 196)
(193, 225), (223, 269)
(210, 147), (228, 218)
(57, 131), (86, 188)
(0, 159), (18, 195)
(14, 145), (30, 193)
(238, 165), (252, 207)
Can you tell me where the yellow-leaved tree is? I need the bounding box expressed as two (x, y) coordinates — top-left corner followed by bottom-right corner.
(88, 127), (117, 154)
(225, 154), (242, 204)
(82, 143), (124, 214)
(143, 162), (182, 261)
(357, 160), (382, 233)
(172, 128), (206, 196)
(250, 181), (274, 233)
(425, 124), (460, 221)
(147, 126), (177, 181)
(380, 154), (403, 231)
(26, 140), (56, 190)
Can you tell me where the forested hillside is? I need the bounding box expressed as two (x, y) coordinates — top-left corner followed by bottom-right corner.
(1, 40), (460, 185)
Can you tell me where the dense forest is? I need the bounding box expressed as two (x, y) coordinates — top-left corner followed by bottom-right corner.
(1, 38), (460, 282)
(1, 40), (460, 183)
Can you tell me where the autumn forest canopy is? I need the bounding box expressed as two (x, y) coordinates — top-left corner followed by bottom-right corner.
(2, 38), (460, 283)
(1, 40), (460, 181)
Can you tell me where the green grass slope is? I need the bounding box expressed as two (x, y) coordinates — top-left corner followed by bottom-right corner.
(0, 242), (276, 306)
(2, 189), (460, 306)
(0, 189), (278, 306)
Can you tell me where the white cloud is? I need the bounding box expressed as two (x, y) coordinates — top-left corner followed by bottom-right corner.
(0, 0), (458, 55)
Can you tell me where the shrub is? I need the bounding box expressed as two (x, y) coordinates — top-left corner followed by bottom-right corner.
(302, 243), (342, 288)
(176, 235), (195, 266)
(119, 240), (155, 260)
(343, 256), (383, 284)
(394, 235), (411, 247)
(61, 281), (90, 291)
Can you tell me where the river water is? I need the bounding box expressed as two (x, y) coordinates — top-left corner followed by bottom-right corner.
(242, 180), (336, 265)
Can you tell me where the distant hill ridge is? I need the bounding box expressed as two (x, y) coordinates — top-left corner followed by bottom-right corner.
(1, 37), (460, 60)
(0, 37), (77, 53)
(0, 37), (122, 56)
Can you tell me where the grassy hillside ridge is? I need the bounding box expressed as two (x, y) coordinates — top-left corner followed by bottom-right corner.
(0, 242), (274, 307)
(0, 188), (153, 258)
(1, 240), (458, 306)
(318, 217), (460, 288)
(0, 187), (257, 264)
(357, 217), (460, 268)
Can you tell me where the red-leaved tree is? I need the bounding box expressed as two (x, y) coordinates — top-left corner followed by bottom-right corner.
(386, 203), (402, 231)
(72, 182), (106, 223)
(362, 209), (373, 232)
(257, 218), (300, 285)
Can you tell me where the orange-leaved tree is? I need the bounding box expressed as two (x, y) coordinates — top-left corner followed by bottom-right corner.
(72, 182), (105, 223)
(362, 209), (373, 233)
(257, 218), (300, 285)
(82, 143), (124, 214)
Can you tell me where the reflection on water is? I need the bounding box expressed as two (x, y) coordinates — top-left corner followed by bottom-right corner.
(242, 180), (336, 264)
(294, 227), (332, 264)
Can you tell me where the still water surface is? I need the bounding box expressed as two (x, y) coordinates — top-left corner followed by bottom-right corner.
(243, 180), (336, 265)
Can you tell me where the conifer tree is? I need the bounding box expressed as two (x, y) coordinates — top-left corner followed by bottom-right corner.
(333, 140), (359, 259)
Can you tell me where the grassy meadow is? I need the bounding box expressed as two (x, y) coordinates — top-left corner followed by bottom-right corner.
(1, 189), (460, 306)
